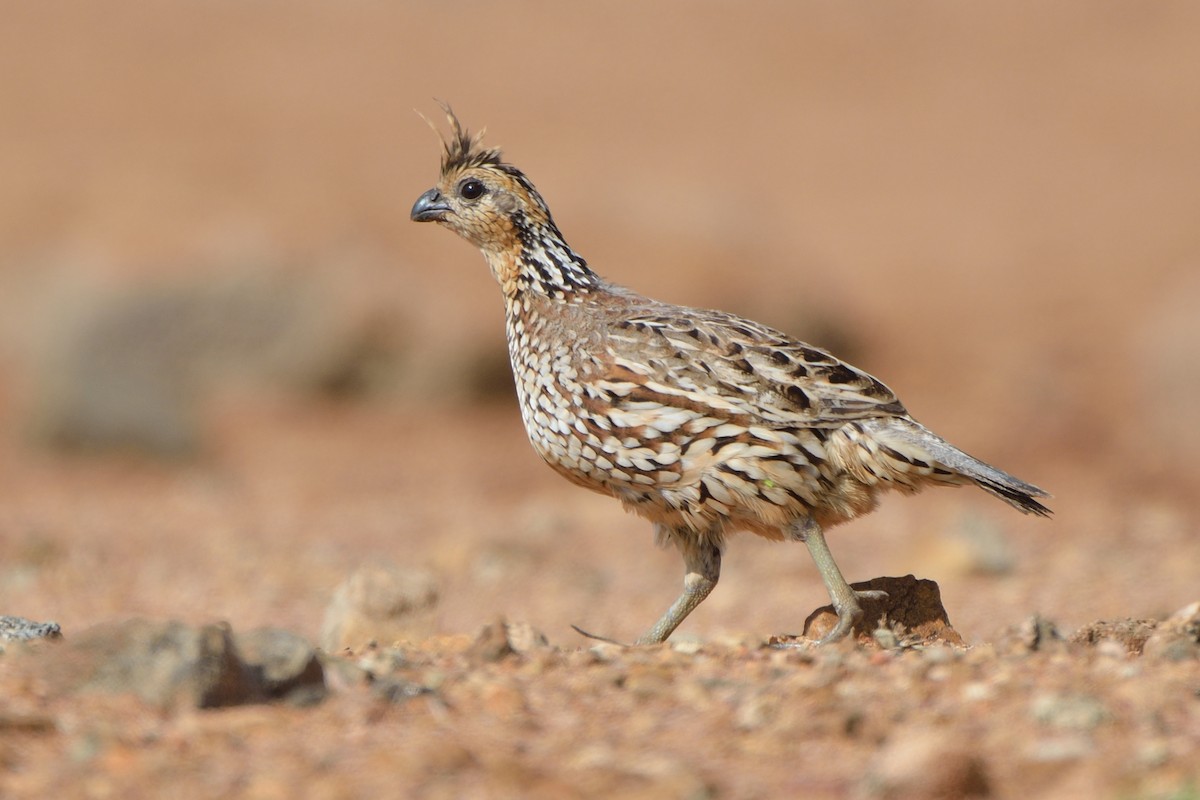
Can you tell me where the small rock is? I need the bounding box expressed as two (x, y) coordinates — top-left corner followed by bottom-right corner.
(76, 620), (256, 709)
(733, 692), (775, 731)
(1023, 734), (1095, 762)
(996, 615), (1066, 654)
(320, 563), (439, 652)
(353, 642), (410, 679)
(1142, 601), (1200, 661)
(1069, 618), (1158, 655)
(0, 616), (62, 650)
(27, 273), (366, 456)
(503, 620), (550, 655)
(586, 642), (626, 663)
(802, 575), (964, 646)
(318, 652), (373, 692)
(35, 619), (330, 710)
(863, 728), (991, 798)
(1030, 692), (1110, 731)
(372, 677), (433, 704)
(467, 618), (516, 663)
(466, 617), (549, 664)
(1092, 639), (1129, 660)
(961, 681), (995, 704)
(235, 628), (325, 705)
(669, 637), (703, 655)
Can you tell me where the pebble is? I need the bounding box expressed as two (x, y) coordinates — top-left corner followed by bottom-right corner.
(0, 616), (62, 646)
(320, 563), (439, 652)
(1023, 735), (1095, 762)
(1142, 601), (1200, 662)
(465, 617), (549, 664)
(863, 727), (991, 798)
(235, 627), (326, 705)
(1030, 692), (1110, 731)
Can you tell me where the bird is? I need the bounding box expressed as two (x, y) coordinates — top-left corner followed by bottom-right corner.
(410, 106), (1050, 645)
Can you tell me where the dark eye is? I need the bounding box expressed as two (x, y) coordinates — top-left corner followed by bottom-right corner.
(458, 179), (486, 200)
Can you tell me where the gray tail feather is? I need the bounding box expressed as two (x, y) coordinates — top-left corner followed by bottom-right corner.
(879, 420), (1052, 517)
(967, 468), (1052, 516)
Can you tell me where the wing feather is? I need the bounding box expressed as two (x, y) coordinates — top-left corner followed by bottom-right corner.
(602, 306), (907, 428)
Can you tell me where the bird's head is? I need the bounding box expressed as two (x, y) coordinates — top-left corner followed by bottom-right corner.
(411, 105), (597, 298)
(410, 106), (558, 255)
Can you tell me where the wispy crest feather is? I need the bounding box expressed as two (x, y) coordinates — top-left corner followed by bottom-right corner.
(425, 102), (503, 175)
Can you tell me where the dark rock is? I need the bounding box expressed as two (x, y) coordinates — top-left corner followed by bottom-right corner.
(37, 619), (327, 710)
(800, 575), (964, 646)
(79, 620), (257, 709)
(235, 628), (326, 705)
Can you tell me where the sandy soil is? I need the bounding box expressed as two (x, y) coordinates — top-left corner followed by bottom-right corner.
(2, 2), (1199, 798)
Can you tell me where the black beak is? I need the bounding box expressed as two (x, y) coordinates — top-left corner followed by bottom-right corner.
(411, 188), (452, 222)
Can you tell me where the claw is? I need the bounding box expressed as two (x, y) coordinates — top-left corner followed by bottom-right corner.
(816, 588), (891, 645)
(816, 609), (860, 645)
(570, 624), (629, 646)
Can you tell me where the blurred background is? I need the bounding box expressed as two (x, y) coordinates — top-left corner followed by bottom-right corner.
(1, 1), (1198, 645)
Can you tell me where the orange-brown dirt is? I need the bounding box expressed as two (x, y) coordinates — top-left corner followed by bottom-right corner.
(2, 3), (1199, 798)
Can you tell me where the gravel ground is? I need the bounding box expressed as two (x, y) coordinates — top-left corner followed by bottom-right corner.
(1, 403), (1198, 799)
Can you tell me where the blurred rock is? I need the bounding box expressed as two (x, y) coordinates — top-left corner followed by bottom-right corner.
(372, 676), (435, 704)
(1142, 601), (1200, 662)
(459, 342), (518, 402)
(466, 617), (550, 664)
(801, 575), (964, 646)
(996, 615), (1067, 655)
(1030, 692), (1110, 731)
(235, 627), (326, 705)
(318, 651), (374, 692)
(72, 620), (257, 709)
(863, 727), (991, 799)
(467, 618), (516, 663)
(503, 619), (551, 654)
(26, 271), (393, 456)
(320, 563), (439, 652)
(35, 619), (324, 710)
(1069, 618), (1158, 655)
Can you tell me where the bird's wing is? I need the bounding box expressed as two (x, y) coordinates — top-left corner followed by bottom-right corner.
(598, 307), (907, 428)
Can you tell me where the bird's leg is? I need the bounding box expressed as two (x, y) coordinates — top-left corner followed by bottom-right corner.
(635, 539), (722, 645)
(792, 519), (887, 644)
